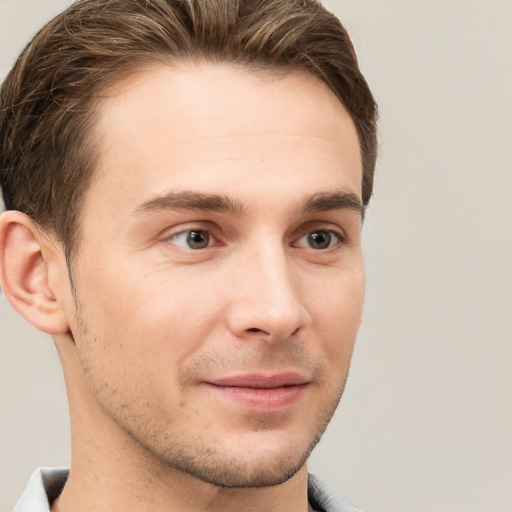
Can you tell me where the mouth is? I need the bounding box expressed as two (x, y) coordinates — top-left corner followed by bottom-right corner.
(204, 372), (309, 412)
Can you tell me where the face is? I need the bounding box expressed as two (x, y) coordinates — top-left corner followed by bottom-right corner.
(66, 63), (364, 488)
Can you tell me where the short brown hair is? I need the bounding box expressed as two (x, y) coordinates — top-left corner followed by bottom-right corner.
(0, 0), (377, 258)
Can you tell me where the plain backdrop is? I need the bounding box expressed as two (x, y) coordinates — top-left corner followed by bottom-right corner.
(1, 1), (511, 511)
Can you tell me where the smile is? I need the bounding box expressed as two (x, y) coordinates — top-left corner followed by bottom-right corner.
(204, 373), (309, 412)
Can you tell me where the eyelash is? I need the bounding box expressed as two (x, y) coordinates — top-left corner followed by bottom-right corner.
(163, 226), (346, 252)
(293, 229), (345, 251)
(165, 228), (218, 250)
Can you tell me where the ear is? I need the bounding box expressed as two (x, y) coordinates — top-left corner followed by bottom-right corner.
(0, 210), (70, 335)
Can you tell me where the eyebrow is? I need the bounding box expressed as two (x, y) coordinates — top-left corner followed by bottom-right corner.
(132, 190), (246, 216)
(297, 191), (365, 218)
(131, 189), (364, 218)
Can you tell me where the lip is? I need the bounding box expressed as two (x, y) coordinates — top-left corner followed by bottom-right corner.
(205, 372), (309, 412)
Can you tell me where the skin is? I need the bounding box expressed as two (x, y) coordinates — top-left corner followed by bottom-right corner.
(0, 63), (364, 512)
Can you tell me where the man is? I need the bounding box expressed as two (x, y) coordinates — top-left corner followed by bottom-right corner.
(0, 0), (377, 511)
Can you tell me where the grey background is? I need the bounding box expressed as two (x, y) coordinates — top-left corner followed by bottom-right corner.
(1, 1), (511, 511)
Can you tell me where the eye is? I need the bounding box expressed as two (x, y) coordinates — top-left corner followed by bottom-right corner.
(167, 229), (212, 249)
(295, 230), (342, 250)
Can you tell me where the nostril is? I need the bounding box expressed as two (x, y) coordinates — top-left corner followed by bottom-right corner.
(246, 327), (270, 335)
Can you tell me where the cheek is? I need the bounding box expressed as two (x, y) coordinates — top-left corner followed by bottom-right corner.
(72, 261), (225, 373)
(308, 267), (365, 358)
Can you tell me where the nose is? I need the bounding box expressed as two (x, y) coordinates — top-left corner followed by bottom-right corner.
(226, 243), (311, 342)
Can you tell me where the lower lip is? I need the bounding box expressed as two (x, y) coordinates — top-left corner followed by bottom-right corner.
(206, 384), (307, 412)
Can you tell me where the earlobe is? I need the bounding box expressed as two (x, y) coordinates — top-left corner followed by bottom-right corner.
(0, 210), (70, 334)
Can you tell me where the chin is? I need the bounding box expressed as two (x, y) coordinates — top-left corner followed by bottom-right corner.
(158, 428), (324, 489)
(172, 448), (310, 488)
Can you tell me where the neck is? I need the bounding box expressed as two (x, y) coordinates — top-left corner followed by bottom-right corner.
(52, 457), (310, 512)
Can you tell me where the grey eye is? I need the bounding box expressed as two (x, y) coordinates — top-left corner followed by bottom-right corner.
(186, 230), (210, 249)
(169, 230), (211, 249)
(296, 230), (339, 250)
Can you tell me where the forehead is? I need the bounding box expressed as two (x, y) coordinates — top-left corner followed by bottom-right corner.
(84, 62), (362, 218)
